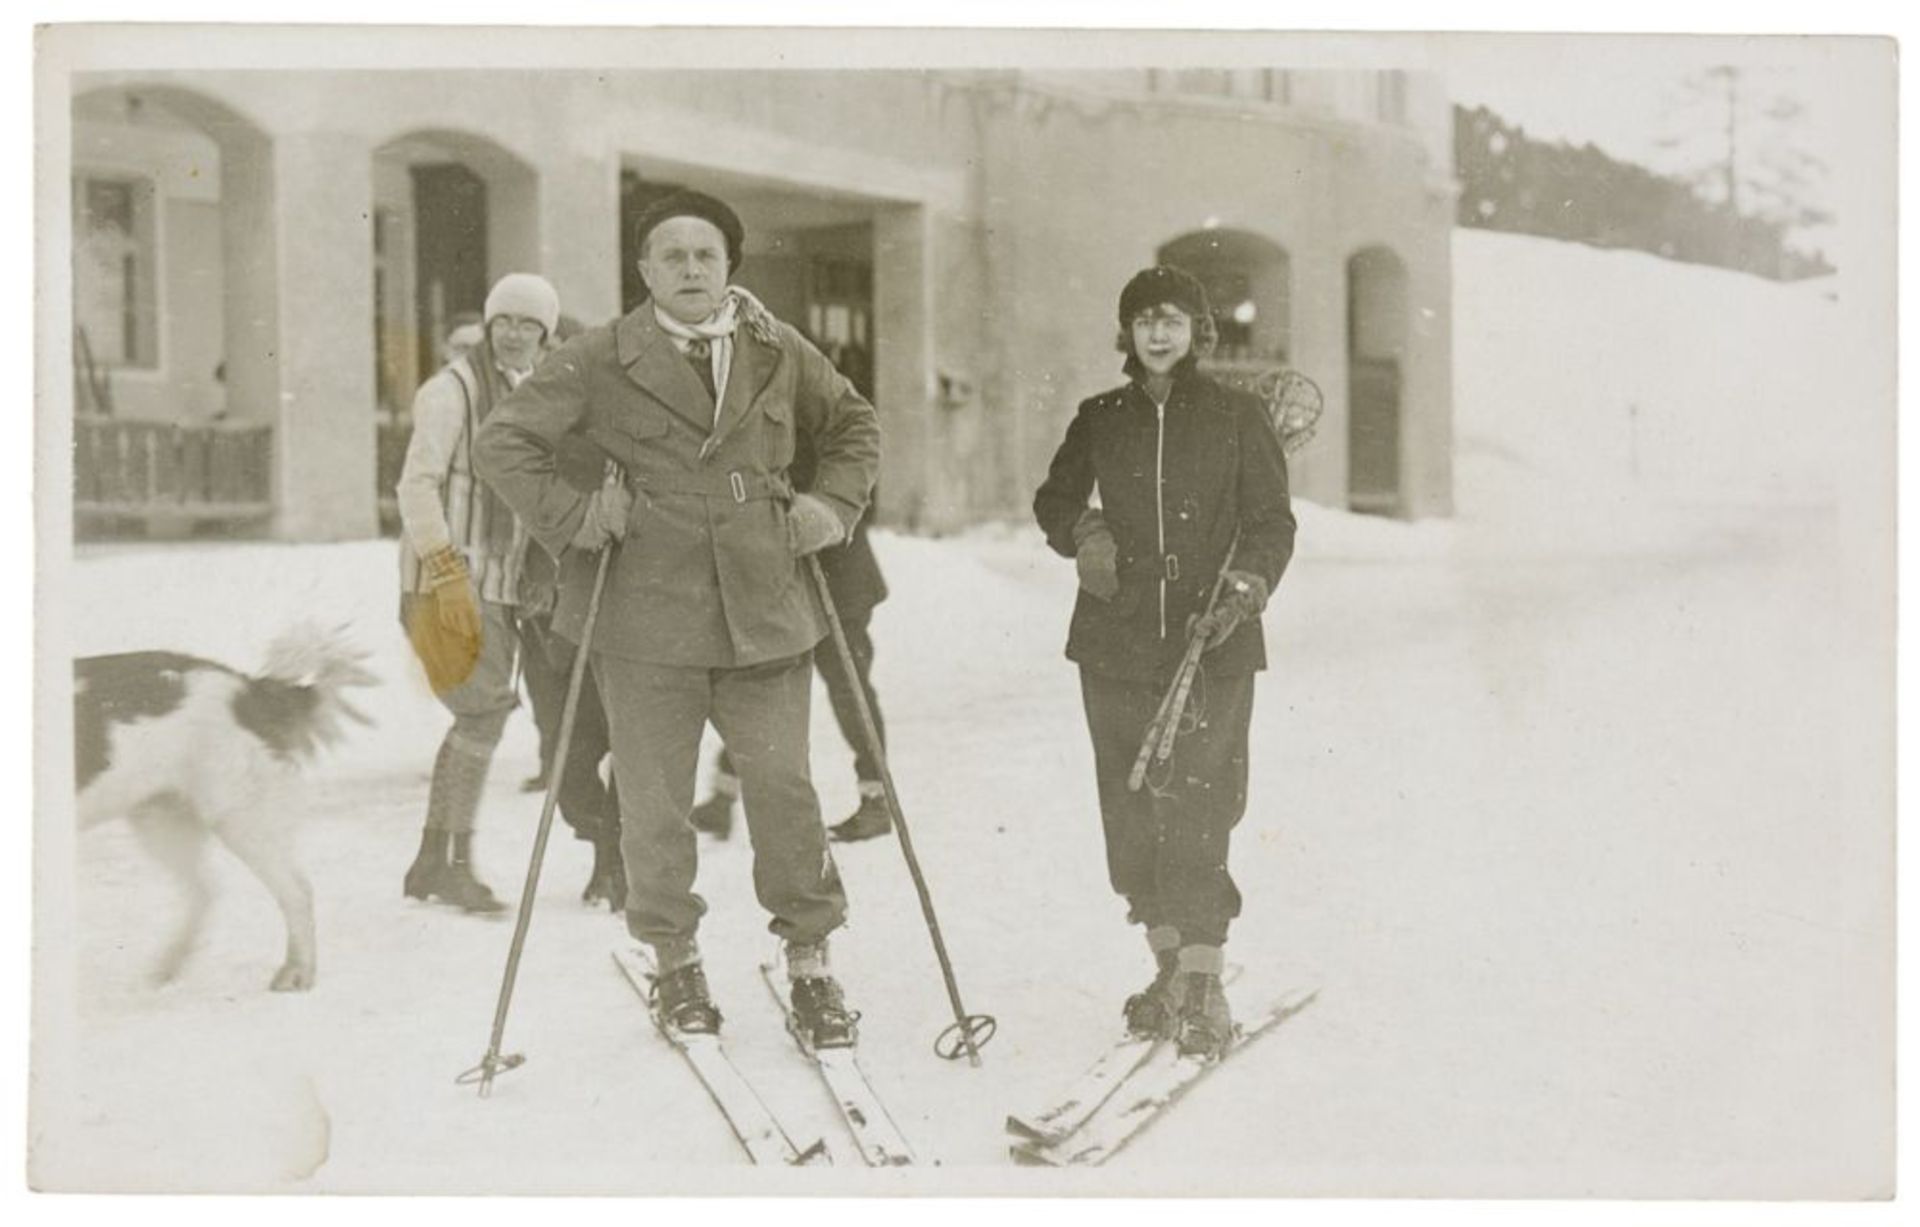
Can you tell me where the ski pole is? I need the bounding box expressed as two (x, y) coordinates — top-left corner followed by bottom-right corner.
(460, 468), (623, 1097)
(1128, 633), (1209, 793)
(1147, 569), (1235, 771)
(805, 554), (997, 1066)
(1127, 536), (1240, 793)
(1125, 370), (1317, 792)
(1125, 644), (1195, 792)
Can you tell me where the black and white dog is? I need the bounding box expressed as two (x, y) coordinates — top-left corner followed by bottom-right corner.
(74, 626), (376, 992)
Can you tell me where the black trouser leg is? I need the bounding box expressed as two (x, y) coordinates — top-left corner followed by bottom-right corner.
(814, 614), (886, 785)
(515, 613), (561, 777)
(1078, 667), (1254, 945)
(525, 615), (616, 843)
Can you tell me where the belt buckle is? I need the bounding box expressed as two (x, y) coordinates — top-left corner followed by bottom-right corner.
(1164, 554), (1181, 582)
(729, 471), (747, 503)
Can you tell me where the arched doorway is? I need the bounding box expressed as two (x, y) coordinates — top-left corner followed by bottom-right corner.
(1155, 228), (1291, 390)
(1347, 245), (1409, 516)
(371, 130), (538, 528)
(70, 84), (276, 538)
(370, 130), (539, 408)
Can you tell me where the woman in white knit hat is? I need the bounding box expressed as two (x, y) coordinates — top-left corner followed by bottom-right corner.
(396, 272), (560, 913)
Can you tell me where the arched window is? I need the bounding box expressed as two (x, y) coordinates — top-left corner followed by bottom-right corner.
(1347, 245), (1410, 516)
(70, 84), (277, 536)
(72, 172), (158, 372)
(1155, 228), (1292, 371)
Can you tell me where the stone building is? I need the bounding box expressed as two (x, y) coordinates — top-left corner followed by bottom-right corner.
(66, 66), (1455, 539)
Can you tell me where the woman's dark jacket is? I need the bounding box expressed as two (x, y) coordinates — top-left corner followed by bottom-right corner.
(1033, 368), (1295, 683)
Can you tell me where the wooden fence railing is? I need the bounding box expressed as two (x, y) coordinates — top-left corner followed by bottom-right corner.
(74, 416), (274, 533)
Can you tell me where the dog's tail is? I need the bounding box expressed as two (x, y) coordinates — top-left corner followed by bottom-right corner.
(246, 624), (379, 761)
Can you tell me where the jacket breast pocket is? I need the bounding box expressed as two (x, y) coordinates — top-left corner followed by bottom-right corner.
(760, 397), (795, 471)
(590, 405), (666, 475)
(606, 400), (672, 449)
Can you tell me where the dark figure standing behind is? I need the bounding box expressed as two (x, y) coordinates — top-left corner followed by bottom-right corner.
(690, 425), (892, 844)
(513, 432), (627, 912)
(1032, 266), (1296, 1059)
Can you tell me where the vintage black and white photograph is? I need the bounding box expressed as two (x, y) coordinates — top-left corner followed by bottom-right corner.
(29, 20), (1896, 1201)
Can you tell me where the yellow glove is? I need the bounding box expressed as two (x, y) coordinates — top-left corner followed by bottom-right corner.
(408, 546), (483, 693)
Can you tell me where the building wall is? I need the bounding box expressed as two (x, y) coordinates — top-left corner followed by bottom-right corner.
(970, 75), (1453, 517)
(164, 198), (227, 422)
(69, 67), (1454, 538)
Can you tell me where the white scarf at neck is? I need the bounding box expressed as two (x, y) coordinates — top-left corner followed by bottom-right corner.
(652, 285), (775, 343)
(653, 287), (781, 421)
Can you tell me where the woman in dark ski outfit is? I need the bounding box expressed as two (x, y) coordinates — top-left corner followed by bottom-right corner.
(1033, 266), (1295, 1059)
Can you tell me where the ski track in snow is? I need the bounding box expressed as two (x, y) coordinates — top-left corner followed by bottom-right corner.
(35, 233), (1891, 1195)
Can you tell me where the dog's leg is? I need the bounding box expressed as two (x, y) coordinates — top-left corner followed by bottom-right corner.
(209, 810), (316, 992)
(127, 793), (212, 987)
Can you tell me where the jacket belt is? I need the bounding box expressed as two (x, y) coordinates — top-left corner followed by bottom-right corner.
(1123, 552), (1184, 581)
(633, 470), (793, 504)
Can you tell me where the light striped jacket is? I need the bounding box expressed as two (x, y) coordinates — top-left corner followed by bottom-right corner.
(396, 356), (528, 606)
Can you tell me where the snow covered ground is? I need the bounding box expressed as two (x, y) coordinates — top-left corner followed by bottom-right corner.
(31, 232), (1893, 1197)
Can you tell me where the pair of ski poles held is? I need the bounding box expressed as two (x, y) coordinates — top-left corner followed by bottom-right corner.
(463, 464), (995, 1097)
(1125, 539), (1244, 796)
(1126, 366), (1326, 795)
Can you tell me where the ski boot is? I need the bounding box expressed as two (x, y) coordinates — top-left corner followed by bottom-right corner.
(828, 788), (893, 843)
(784, 940), (860, 1050)
(1122, 945), (1185, 1041)
(403, 827), (449, 901)
(790, 976), (860, 1051)
(651, 961), (723, 1035)
(1174, 947), (1234, 1060)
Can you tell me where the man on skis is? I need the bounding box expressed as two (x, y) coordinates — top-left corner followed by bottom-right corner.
(474, 189), (881, 1050)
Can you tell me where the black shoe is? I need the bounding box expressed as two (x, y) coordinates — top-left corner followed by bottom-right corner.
(433, 833), (508, 914)
(582, 831), (626, 913)
(789, 975), (860, 1051)
(689, 792), (736, 840)
(1122, 951), (1184, 1041)
(828, 793), (893, 843)
(651, 963), (722, 1035)
(403, 829), (449, 900)
(1174, 971), (1233, 1060)
(427, 860), (508, 914)
(521, 770), (549, 794)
